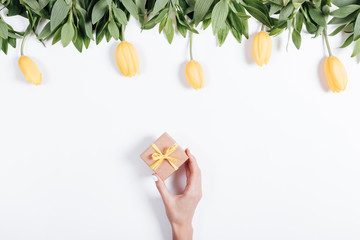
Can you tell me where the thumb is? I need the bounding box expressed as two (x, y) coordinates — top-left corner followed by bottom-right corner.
(153, 174), (172, 202)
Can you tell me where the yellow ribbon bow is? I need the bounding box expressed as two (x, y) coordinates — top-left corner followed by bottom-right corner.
(150, 143), (180, 170)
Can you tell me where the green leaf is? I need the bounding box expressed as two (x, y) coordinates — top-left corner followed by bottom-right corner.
(73, 30), (83, 52)
(0, 21), (9, 39)
(331, 0), (358, 7)
(329, 12), (358, 25)
(308, 8), (326, 28)
(269, 4), (282, 15)
(92, 0), (109, 24)
(329, 24), (347, 36)
(351, 38), (360, 57)
(292, 29), (301, 49)
(1, 38), (8, 54)
(354, 13), (360, 40)
(228, 11), (243, 34)
(203, 18), (211, 30)
(113, 6), (128, 25)
(23, 0), (41, 11)
(152, 0), (169, 14)
(194, 0), (214, 25)
(330, 5), (360, 18)
(84, 36), (90, 48)
(279, 3), (294, 22)
(108, 20), (119, 40)
(295, 11), (304, 32)
(292, 0), (305, 9)
(243, 1), (272, 27)
(176, 21), (187, 38)
(159, 16), (167, 33)
(217, 24), (229, 46)
(164, 16), (174, 43)
(61, 21), (75, 47)
(75, 6), (94, 40)
(340, 34), (353, 48)
(38, 21), (52, 39)
(143, 8), (168, 29)
(230, 26), (242, 43)
(211, 0), (228, 34)
(50, 0), (71, 31)
(52, 27), (62, 44)
(8, 37), (16, 48)
(121, 0), (139, 20)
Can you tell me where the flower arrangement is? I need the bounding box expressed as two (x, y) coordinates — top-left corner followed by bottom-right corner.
(0, 0), (355, 92)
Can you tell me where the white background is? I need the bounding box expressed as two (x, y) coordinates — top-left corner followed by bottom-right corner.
(0, 11), (359, 240)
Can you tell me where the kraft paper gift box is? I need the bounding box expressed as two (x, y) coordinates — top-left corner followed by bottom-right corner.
(140, 133), (189, 180)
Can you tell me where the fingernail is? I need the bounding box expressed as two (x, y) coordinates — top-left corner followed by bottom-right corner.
(152, 175), (158, 182)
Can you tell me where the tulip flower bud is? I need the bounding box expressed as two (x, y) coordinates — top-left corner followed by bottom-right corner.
(186, 60), (204, 90)
(18, 56), (42, 85)
(115, 41), (140, 77)
(324, 56), (348, 93)
(253, 31), (272, 67)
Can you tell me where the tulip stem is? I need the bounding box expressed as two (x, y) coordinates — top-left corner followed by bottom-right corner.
(324, 29), (332, 56)
(20, 33), (29, 56)
(121, 25), (125, 41)
(189, 31), (193, 60)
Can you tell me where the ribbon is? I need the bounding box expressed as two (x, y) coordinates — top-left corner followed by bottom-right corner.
(150, 143), (180, 170)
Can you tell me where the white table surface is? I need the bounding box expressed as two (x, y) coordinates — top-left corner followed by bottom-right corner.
(0, 15), (359, 240)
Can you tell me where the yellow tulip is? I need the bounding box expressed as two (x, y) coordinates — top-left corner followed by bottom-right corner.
(186, 60), (204, 89)
(253, 31), (272, 67)
(18, 56), (42, 85)
(115, 41), (139, 77)
(324, 56), (348, 93)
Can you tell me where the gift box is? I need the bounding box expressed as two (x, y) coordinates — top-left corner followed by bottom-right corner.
(140, 133), (189, 180)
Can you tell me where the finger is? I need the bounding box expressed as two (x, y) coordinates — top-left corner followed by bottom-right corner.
(185, 161), (190, 179)
(152, 174), (172, 202)
(184, 149), (202, 193)
(185, 148), (200, 175)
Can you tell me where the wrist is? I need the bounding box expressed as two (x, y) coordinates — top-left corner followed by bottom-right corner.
(171, 222), (193, 240)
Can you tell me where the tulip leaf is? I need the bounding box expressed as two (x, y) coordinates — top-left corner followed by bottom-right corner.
(164, 16), (174, 43)
(113, 6), (128, 25)
(308, 8), (326, 28)
(1, 38), (9, 54)
(242, 0), (272, 28)
(211, 0), (229, 34)
(194, 0), (214, 25)
(292, 29), (301, 49)
(0, 20), (9, 39)
(121, 0), (139, 20)
(217, 24), (229, 46)
(351, 38), (360, 57)
(340, 34), (354, 48)
(61, 21), (75, 47)
(176, 21), (187, 38)
(50, 0), (71, 31)
(330, 5), (360, 18)
(73, 30), (83, 52)
(331, 0), (358, 7)
(230, 26), (242, 43)
(353, 13), (360, 41)
(143, 8), (168, 30)
(92, 0), (109, 24)
(108, 20), (119, 40)
(152, 0), (169, 15)
(329, 24), (347, 36)
(52, 27), (62, 45)
(38, 22), (52, 40)
(22, 0), (41, 11)
(279, 3), (294, 22)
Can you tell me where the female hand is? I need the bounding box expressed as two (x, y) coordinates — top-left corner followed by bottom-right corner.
(153, 149), (202, 240)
